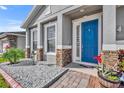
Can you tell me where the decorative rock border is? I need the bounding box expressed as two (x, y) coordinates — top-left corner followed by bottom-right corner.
(43, 69), (68, 88)
(0, 68), (22, 88)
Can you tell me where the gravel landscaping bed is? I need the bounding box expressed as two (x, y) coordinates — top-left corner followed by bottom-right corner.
(0, 61), (67, 88)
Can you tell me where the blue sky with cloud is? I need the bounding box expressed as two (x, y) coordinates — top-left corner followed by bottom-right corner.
(0, 5), (32, 32)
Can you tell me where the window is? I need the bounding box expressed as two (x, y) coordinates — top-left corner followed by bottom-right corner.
(47, 25), (55, 52)
(76, 25), (80, 57)
(33, 31), (37, 51)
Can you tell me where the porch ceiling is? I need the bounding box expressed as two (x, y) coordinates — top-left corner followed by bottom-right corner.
(64, 5), (102, 20)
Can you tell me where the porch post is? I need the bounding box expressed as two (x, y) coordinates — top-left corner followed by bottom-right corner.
(102, 5), (118, 68)
(56, 14), (72, 67)
(103, 5), (116, 50)
(25, 29), (30, 58)
(0, 41), (2, 52)
(37, 22), (43, 61)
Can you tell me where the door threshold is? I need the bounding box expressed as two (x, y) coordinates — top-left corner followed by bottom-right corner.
(79, 64), (95, 68)
(73, 61), (98, 68)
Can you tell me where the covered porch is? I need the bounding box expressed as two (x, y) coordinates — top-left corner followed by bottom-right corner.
(25, 5), (123, 67)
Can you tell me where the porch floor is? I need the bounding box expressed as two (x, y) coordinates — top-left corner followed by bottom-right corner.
(50, 62), (124, 88)
(49, 70), (124, 88)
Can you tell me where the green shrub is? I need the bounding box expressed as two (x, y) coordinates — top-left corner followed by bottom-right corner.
(2, 48), (25, 64)
(107, 75), (120, 81)
(118, 61), (124, 71)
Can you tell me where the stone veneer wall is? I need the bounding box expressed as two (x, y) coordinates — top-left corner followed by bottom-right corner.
(8, 35), (17, 48)
(102, 50), (119, 69)
(37, 48), (43, 61)
(25, 48), (30, 58)
(56, 49), (72, 67)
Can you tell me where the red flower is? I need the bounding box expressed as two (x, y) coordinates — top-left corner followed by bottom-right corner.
(119, 50), (124, 54)
(94, 54), (102, 63)
(4, 45), (11, 49)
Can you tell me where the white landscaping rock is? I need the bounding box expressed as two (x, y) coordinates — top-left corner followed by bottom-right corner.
(0, 61), (67, 88)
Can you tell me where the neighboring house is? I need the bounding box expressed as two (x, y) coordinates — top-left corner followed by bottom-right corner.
(21, 5), (124, 67)
(0, 32), (26, 52)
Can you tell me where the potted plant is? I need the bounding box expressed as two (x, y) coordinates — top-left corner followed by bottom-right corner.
(94, 53), (121, 88)
(118, 50), (124, 84)
(118, 50), (124, 62)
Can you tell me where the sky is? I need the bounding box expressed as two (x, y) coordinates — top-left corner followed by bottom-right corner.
(0, 5), (33, 32)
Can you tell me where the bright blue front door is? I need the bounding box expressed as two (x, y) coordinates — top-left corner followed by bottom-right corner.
(81, 19), (98, 64)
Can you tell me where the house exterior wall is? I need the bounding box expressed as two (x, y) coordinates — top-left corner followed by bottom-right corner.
(0, 37), (9, 51)
(0, 41), (2, 51)
(62, 15), (72, 45)
(17, 36), (26, 50)
(29, 5), (72, 27)
(116, 6), (124, 40)
(50, 5), (71, 14)
(0, 35), (25, 53)
(37, 5), (71, 21)
(102, 6), (119, 68)
(57, 14), (72, 66)
(24, 5), (124, 67)
(103, 5), (116, 46)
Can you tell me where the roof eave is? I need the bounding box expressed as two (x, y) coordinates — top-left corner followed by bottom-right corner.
(21, 5), (43, 29)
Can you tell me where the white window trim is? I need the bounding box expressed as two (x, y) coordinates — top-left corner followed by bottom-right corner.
(72, 13), (102, 66)
(44, 22), (57, 55)
(31, 28), (37, 53)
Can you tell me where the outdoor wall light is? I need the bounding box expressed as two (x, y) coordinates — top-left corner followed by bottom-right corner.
(117, 25), (122, 32)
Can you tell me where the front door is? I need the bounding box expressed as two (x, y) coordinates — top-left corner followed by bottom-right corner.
(81, 19), (98, 64)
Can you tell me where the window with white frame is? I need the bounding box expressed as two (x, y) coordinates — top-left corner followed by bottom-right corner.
(76, 25), (80, 57)
(32, 31), (37, 51)
(47, 25), (55, 53)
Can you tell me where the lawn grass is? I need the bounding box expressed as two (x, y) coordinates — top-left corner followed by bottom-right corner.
(0, 57), (8, 63)
(0, 54), (8, 63)
(0, 74), (10, 88)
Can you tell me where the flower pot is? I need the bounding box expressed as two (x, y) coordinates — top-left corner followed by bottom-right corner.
(98, 71), (120, 88)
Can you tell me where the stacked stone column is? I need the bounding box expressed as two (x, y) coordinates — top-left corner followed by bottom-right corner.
(37, 48), (43, 61)
(102, 50), (119, 69)
(102, 5), (119, 69)
(56, 48), (72, 67)
(36, 23), (44, 61)
(56, 14), (72, 67)
(25, 29), (30, 58)
(25, 48), (30, 58)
